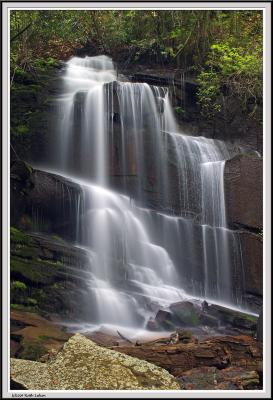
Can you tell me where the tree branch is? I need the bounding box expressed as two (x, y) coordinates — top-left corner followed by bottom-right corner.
(11, 23), (32, 43)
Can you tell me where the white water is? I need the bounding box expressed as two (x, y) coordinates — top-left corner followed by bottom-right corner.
(53, 55), (246, 328)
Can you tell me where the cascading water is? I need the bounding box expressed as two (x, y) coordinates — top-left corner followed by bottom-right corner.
(53, 55), (246, 329)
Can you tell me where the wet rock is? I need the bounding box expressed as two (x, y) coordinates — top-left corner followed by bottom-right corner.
(10, 334), (181, 390)
(11, 160), (33, 182)
(146, 317), (160, 331)
(199, 312), (219, 327)
(176, 329), (193, 344)
(170, 301), (200, 327)
(178, 366), (260, 390)
(225, 154), (262, 230)
(154, 310), (175, 330)
(10, 161), (34, 226)
(256, 309), (263, 342)
(26, 169), (83, 241)
(201, 303), (257, 332)
(11, 166), (83, 240)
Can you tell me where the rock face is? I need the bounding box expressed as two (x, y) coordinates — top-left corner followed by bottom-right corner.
(10, 334), (181, 390)
(239, 232), (263, 298)
(224, 154), (263, 310)
(225, 154), (263, 230)
(11, 161), (82, 240)
(10, 63), (62, 164)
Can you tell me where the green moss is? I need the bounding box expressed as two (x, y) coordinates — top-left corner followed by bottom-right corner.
(174, 106), (185, 115)
(13, 246), (39, 259)
(10, 227), (33, 246)
(39, 258), (64, 267)
(10, 303), (38, 312)
(11, 280), (27, 291)
(10, 256), (56, 285)
(51, 235), (66, 244)
(15, 125), (29, 136)
(27, 298), (38, 306)
(10, 280), (28, 305)
(50, 283), (65, 289)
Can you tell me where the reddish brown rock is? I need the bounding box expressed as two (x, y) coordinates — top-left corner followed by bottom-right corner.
(225, 154), (262, 230)
(239, 231), (263, 297)
(10, 310), (71, 361)
(178, 366), (260, 390)
(113, 335), (262, 377)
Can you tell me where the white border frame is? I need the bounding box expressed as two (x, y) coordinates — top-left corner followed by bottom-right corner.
(2, 2), (271, 398)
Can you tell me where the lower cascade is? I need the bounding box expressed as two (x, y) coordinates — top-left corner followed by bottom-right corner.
(51, 55), (247, 329)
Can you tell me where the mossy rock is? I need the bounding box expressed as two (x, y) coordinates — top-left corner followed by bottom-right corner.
(10, 228), (33, 245)
(170, 301), (200, 327)
(12, 245), (40, 259)
(10, 256), (60, 286)
(11, 304), (38, 313)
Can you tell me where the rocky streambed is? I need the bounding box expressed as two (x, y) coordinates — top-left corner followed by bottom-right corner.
(10, 311), (262, 390)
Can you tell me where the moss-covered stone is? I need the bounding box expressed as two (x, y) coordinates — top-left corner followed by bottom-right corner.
(170, 301), (200, 327)
(10, 231), (94, 318)
(10, 227), (33, 246)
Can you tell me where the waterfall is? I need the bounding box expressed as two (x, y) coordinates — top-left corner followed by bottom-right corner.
(53, 55), (245, 328)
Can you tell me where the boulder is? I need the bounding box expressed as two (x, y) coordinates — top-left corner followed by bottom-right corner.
(154, 310), (175, 330)
(225, 154), (262, 230)
(10, 334), (181, 390)
(170, 301), (200, 327)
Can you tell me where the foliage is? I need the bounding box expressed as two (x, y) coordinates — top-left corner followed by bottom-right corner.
(15, 124), (29, 135)
(10, 10), (263, 120)
(197, 71), (221, 119)
(11, 280), (28, 305)
(197, 41), (262, 119)
(11, 280), (27, 291)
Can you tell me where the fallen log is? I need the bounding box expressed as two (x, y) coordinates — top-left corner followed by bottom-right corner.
(112, 335), (262, 377)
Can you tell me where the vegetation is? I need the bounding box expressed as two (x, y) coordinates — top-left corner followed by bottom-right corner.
(10, 10), (262, 120)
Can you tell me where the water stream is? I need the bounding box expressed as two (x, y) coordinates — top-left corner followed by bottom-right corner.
(53, 55), (245, 328)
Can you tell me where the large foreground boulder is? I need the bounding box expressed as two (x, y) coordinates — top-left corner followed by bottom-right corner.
(10, 334), (181, 390)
